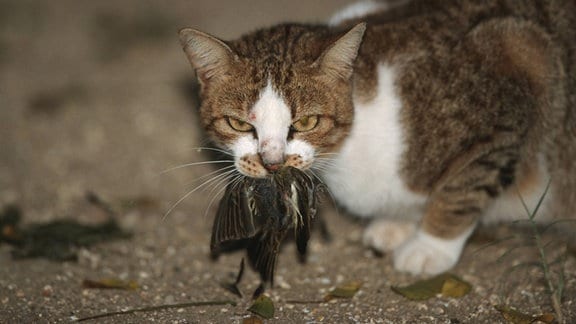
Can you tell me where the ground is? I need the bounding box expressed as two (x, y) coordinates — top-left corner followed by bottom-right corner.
(0, 0), (575, 323)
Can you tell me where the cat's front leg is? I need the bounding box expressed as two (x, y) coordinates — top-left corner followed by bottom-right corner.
(393, 224), (474, 275)
(393, 145), (519, 275)
(392, 193), (480, 275)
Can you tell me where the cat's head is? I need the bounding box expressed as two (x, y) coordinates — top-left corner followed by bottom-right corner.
(179, 23), (366, 178)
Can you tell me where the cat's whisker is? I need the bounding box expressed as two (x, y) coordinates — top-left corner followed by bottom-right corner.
(314, 152), (339, 157)
(312, 158), (344, 173)
(159, 160), (234, 175)
(202, 173), (245, 221)
(313, 156), (339, 164)
(189, 146), (234, 157)
(204, 168), (241, 198)
(313, 159), (338, 169)
(307, 169), (341, 218)
(187, 165), (236, 186)
(163, 167), (237, 220)
(310, 161), (353, 195)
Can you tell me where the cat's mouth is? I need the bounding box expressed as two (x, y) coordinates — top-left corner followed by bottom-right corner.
(236, 153), (312, 178)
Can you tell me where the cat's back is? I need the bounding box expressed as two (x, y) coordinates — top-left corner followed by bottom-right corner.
(328, 0), (576, 223)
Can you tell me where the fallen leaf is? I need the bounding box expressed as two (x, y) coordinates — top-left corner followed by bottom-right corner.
(242, 316), (264, 324)
(248, 294), (274, 319)
(391, 273), (471, 301)
(324, 281), (362, 301)
(495, 305), (555, 324)
(82, 278), (139, 290)
(441, 276), (472, 298)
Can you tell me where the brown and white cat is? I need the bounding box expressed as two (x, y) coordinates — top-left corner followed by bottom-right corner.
(179, 0), (576, 275)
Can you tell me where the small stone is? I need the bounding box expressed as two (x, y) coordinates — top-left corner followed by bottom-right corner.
(138, 271), (150, 279)
(42, 285), (53, 297)
(417, 303), (428, 311)
(432, 307), (445, 315)
(317, 277), (331, 285)
(164, 295), (175, 304)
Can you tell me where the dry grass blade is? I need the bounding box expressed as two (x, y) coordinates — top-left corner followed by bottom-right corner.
(75, 300), (237, 322)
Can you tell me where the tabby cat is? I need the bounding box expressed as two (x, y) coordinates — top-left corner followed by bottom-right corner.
(179, 0), (576, 275)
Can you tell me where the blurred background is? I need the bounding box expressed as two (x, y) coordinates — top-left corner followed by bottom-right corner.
(0, 0), (355, 220)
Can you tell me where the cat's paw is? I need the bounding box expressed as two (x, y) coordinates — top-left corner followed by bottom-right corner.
(363, 219), (416, 253)
(393, 229), (467, 275)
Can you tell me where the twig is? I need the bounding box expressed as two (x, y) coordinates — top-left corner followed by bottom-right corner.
(75, 300), (237, 322)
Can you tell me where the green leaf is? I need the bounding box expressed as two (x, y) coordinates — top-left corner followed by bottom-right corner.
(248, 294), (274, 319)
(391, 273), (471, 301)
(324, 281), (362, 301)
(440, 276), (471, 298)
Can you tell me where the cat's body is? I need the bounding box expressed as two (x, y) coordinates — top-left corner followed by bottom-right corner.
(180, 0), (576, 275)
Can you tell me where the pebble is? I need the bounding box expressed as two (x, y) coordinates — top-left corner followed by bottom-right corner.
(139, 271), (150, 279)
(432, 307), (445, 315)
(317, 277), (331, 285)
(164, 295), (175, 304)
(416, 303), (428, 311)
(42, 285), (54, 297)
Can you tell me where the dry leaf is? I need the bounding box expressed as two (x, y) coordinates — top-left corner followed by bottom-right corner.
(82, 278), (139, 290)
(495, 305), (555, 324)
(324, 281), (362, 301)
(242, 316), (264, 324)
(248, 294), (274, 319)
(391, 273), (471, 301)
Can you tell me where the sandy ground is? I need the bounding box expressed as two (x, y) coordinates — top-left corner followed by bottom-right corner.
(1, 0), (575, 323)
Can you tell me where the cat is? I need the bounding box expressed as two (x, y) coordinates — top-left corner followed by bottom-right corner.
(178, 0), (576, 275)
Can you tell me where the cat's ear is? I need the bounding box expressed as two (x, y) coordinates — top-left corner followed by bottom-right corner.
(317, 23), (366, 80)
(179, 28), (236, 84)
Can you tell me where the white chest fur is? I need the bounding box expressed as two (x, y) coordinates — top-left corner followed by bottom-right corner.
(322, 64), (427, 219)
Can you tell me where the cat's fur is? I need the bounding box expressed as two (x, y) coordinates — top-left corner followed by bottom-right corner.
(179, 0), (576, 275)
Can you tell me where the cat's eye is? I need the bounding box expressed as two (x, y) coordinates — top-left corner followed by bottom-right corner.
(292, 115), (319, 132)
(227, 117), (254, 132)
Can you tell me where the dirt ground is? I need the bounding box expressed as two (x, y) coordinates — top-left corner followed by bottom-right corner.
(1, 0), (575, 323)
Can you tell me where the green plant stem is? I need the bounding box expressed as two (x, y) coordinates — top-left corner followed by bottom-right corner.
(528, 220), (563, 323)
(518, 180), (564, 323)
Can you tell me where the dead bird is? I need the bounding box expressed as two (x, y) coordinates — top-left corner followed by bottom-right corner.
(210, 166), (323, 295)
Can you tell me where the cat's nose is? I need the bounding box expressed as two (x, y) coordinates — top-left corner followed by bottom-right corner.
(259, 138), (285, 172)
(260, 153), (285, 172)
(264, 162), (283, 172)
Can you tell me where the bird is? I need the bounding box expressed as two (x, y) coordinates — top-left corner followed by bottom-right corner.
(210, 166), (322, 296)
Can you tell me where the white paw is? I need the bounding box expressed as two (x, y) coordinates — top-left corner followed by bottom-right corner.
(363, 219), (416, 253)
(393, 229), (471, 275)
